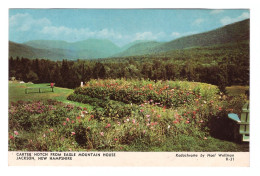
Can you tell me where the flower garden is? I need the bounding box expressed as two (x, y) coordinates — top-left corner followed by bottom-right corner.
(9, 79), (249, 151)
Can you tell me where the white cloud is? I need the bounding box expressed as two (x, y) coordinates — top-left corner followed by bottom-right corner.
(170, 31), (198, 40)
(41, 26), (91, 38)
(132, 31), (165, 41)
(192, 18), (204, 26)
(97, 29), (123, 39)
(220, 12), (249, 25)
(210, 10), (224, 14)
(10, 13), (183, 45)
(9, 13), (51, 31)
(171, 32), (180, 37)
(41, 26), (123, 42)
(240, 12), (250, 19)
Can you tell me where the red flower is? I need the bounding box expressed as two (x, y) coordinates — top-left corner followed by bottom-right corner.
(114, 138), (118, 141)
(63, 122), (66, 126)
(71, 132), (76, 135)
(66, 118), (70, 122)
(185, 121), (190, 124)
(173, 120), (178, 124)
(83, 107), (87, 110)
(105, 124), (111, 128)
(14, 131), (19, 135)
(49, 128), (54, 132)
(163, 106), (166, 112)
(9, 135), (14, 140)
(71, 120), (75, 123)
(218, 107), (222, 111)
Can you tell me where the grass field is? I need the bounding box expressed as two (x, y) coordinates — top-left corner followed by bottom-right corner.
(9, 81), (93, 110)
(8, 80), (249, 151)
(226, 86), (249, 96)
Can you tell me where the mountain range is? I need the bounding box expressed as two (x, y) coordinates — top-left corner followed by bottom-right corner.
(9, 19), (249, 60)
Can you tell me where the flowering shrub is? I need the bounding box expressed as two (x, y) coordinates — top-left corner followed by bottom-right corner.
(8, 80), (248, 151)
(72, 79), (218, 108)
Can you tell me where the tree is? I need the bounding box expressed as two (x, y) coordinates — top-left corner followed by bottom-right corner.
(93, 62), (106, 79)
(26, 71), (39, 83)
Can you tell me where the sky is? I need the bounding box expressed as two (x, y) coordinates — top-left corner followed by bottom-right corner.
(9, 9), (249, 47)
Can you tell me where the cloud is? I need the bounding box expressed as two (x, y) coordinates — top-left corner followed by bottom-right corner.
(41, 26), (123, 42)
(132, 31), (165, 41)
(192, 18), (204, 26)
(9, 13), (184, 46)
(97, 29), (123, 39)
(9, 13), (51, 31)
(41, 26), (93, 39)
(220, 12), (249, 25)
(171, 32), (180, 37)
(210, 10), (224, 14)
(170, 31), (197, 40)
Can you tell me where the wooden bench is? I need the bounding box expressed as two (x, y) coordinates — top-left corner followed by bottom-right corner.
(25, 86), (54, 94)
(228, 103), (249, 142)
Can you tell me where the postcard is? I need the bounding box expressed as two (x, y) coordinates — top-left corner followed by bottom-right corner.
(8, 8), (250, 166)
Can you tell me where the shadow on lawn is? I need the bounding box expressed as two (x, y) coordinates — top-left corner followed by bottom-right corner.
(208, 113), (248, 144)
(208, 115), (249, 151)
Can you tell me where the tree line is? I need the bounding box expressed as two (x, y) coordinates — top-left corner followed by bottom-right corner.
(9, 50), (249, 91)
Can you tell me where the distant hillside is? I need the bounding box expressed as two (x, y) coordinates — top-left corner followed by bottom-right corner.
(119, 40), (154, 51)
(9, 41), (71, 60)
(114, 41), (163, 57)
(23, 39), (121, 59)
(115, 19), (249, 57)
(10, 39), (122, 60)
(23, 40), (70, 50)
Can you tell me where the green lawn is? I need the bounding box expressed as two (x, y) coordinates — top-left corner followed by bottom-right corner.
(8, 81), (93, 110)
(226, 85), (249, 96)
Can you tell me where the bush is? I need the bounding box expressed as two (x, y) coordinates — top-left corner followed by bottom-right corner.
(72, 79), (219, 108)
(9, 80), (248, 152)
(74, 123), (88, 146)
